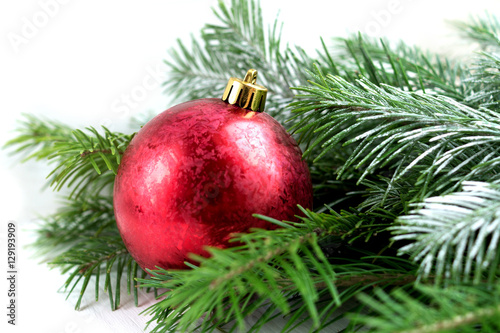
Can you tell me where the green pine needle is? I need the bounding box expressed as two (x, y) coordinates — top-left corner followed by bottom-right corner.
(393, 181), (500, 286)
(353, 284), (500, 333)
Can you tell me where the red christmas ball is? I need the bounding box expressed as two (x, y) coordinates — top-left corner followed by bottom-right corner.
(113, 72), (312, 271)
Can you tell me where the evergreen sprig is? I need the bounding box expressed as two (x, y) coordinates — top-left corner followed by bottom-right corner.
(353, 284), (500, 333)
(164, 0), (313, 122)
(33, 195), (116, 250)
(455, 13), (500, 50)
(34, 193), (153, 311)
(139, 208), (416, 333)
(5, 118), (133, 198)
(52, 235), (132, 311)
(393, 181), (500, 285)
(291, 70), (500, 201)
(324, 34), (468, 101)
(466, 51), (500, 110)
(4, 117), (148, 310)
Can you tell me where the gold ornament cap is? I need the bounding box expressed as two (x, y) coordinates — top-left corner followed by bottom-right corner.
(222, 69), (267, 112)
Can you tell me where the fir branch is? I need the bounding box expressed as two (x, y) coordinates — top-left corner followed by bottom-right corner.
(163, 37), (229, 102)
(455, 13), (500, 50)
(458, 14), (500, 111)
(51, 235), (136, 310)
(203, 0), (297, 99)
(31, 193), (151, 310)
(465, 51), (500, 110)
(208, 232), (315, 290)
(392, 181), (500, 286)
(164, 0), (313, 122)
(33, 195), (116, 250)
(352, 284), (500, 333)
(140, 226), (336, 332)
(5, 115), (134, 198)
(291, 69), (500, 201)
(323, 35), (468, 101)
(47, 127), (132, 198)
(139, 209), (417, 333)
(4, 113), (74, 161)
(4, 115), (147, 309)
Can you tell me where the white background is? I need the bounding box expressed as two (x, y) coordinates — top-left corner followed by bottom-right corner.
(1, 1), (499, 332)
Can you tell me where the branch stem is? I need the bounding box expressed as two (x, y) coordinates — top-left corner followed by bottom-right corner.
(209, 233), (315, 290)
(400, 304), (500, 333)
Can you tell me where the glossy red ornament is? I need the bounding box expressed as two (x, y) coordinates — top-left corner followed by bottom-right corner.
(113, 72), (312, 271)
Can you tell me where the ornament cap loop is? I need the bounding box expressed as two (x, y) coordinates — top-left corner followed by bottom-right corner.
(222, 69), (267, 112)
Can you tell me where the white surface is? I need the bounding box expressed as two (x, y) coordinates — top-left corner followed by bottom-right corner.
(1, 1), (499, 332)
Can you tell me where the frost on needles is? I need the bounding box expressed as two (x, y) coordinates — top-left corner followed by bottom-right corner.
(4, 1), (500, 332)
